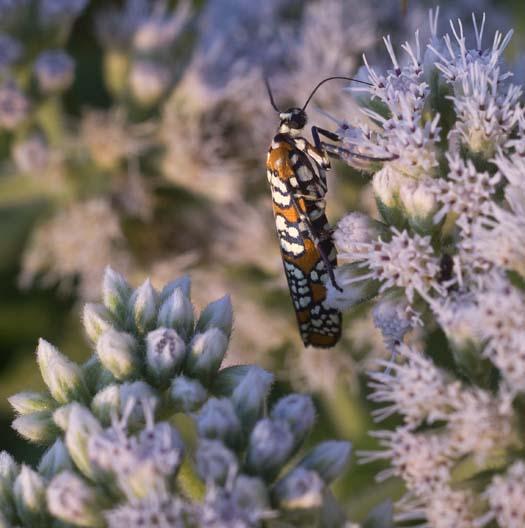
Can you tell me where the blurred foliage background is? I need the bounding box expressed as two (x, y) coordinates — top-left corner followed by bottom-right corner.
(0, 0), (523, 520)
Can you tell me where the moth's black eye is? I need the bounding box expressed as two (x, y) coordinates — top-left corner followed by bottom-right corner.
(290, 110), (307, 129)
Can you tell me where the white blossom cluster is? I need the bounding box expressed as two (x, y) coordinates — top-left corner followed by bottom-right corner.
(329, 10), (525, 527)
(2, 268), (351, 527)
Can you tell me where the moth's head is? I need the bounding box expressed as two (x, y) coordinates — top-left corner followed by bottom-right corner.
(279, 107), (307, 134)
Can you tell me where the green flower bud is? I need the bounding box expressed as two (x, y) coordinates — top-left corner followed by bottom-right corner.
(231, 367), (273, 434)
(373, 167), (404, 227)
(83, 303), (113, 344)
(246, 419), (294, 481)
(399, 177), (438, 234)
(197, 398), (242, 449)
(273, 467), (324, 511)
(13, 465), (48, 527)
(232, 475), (270, 515)
(53, 403), (75, 431)
(37, 338), (90, 404)
(129, 278), (159, 334)
(298, 441), (351, 484)
(185, 329), (228, 386)
(157, 288), (194, 341)
(8, 391), (55, 415)
(196, 439), (238, 486)
(102, 266), (132, 322)
(90, 384), (120, 425)
(12, 411), (58, 444)
(119, 381), (159, 426)
(169, 375), (207, 413)
(160, 275), (191, 302)
(196, 295), (233, 337)
(96, 328), (140, 380)
(271, 394), (315, 450)
(146, 327), (186, 385)
(47, 471), (105, 527)
(211, 365), (253, 396)
(65, 404), (103, 480)
(0, 452), (19, 522)
(38, 439), (72, 479)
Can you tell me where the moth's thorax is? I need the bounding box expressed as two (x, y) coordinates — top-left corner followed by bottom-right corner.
(278, 123), (303, 136)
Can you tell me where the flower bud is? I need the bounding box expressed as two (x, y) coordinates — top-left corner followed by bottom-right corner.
(53, 403), (75, 431)
(246, 419), (294, 481)
(82, 356), (115, 394)
(129, 278), (159, 334)
(373, 166), (404, 226)
(298, 441), (351, 484)
(102, 266), (132, 322)
(273, 468), (324, 511)
(271, 394), (315, 449)
(8, 391), (54, 415)
(37, 338), (90, 404)
(65, 404), (103, 480)
(399, 177), (438, 233)
(96, 328), (140, 380)
(196, 439), (238, 485)
(157, 288), (194, 341)
(197, 398), (242, 449)
(34, 50), (75, 93)
(130, 60), (171, 107)
(185, 329), (228, 386)
(232, 475), (270, 514)
(169, 376), (207, 413)
(231, 367), (273, 434)
(90, 384), (120, 425)
(83, 303), (113, 344)
(13, 465), (48, 527)
(146, 327), (186, 385)
(38, 439), (72, 479)
(196, 295), (233, 337)
(11, 411), (58, 444)
(47, 471), (105, 527)
(160, 275), (191, 301)
(0, 452), (19, 522)
(212, 365), (253, 396)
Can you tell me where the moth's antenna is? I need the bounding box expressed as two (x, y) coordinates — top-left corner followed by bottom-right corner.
(302, 76), (372, 111)
(264, 76), (281, 113)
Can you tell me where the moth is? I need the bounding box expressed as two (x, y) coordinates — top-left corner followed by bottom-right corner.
(265, 76), (382, 348)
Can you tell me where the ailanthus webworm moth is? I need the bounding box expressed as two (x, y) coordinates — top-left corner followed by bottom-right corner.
(265, 76), (392, 348)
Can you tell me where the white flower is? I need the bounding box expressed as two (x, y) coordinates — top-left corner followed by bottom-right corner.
(368, 345), (455, 426)
(478, 461), (525, 528)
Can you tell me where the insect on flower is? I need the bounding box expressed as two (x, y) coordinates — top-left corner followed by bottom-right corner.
(265, 76), (393, 348)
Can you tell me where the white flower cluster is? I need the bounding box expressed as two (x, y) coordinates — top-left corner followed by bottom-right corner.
(2, 268), (351, 527)
(329, 10), (525, 528)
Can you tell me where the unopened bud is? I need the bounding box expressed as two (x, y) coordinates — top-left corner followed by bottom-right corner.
(0, 452), (19, 522)
(34, 50), (75, 93)
(13, 466), (48, 527)
(38, 439), (72, 479)
(47, 471), (105, 527)
(96, 328), (140, 380)
(196, 295), (233, 337)
(90, 384), (120, 425)
(196, 439), (238, 485)
(11, 411), (58, 444)
(231, 367), (273, 434)
(83, 303), (113, 344)
(65, 404), (103, 480)
(8, 391), (54, 415)
(271, 394), (315, 449)
(169, 376), (207, 413)
(160, 275), (191, 301)
(273, 468), (324, 511)
(246, 419), (294, 481)
(146, 327), (186, 385)
(37, 339), (90, 404)
(185, 329), (228, 386)
(119, 381), (158, 426)
(102, 267), (132, 322)
(129, 278), (159, 334)
(399, 177), (438, 233)
(298, 441), (351, 484)
(197, 398), (242, 449)
(157, 288), (194, 341)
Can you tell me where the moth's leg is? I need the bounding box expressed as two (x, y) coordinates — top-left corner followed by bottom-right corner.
(287, 187), (342, 292)
(312, 125), (397, 162)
